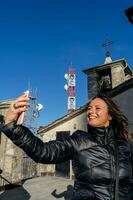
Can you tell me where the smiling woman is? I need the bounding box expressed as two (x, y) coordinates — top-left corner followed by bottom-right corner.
(87, 97), (112, 128)
(0, 93), (133, 200)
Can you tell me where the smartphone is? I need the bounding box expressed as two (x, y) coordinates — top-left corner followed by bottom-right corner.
(17, 90), (30, 125)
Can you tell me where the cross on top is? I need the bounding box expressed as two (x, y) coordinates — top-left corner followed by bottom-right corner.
(102, 39), (113, 57)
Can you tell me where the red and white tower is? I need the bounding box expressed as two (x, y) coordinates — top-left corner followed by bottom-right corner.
(64, 66), (76, 113)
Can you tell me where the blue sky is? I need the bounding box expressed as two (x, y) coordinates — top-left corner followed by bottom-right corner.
(0, 0), (133, 127)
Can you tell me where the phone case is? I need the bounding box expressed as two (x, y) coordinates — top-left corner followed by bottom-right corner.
(17, 90), (29, 125)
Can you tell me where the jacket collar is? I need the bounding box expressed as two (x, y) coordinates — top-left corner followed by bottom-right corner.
(87, 125), (116, 146)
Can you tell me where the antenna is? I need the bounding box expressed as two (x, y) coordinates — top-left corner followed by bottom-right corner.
(23, 86), (43, 133)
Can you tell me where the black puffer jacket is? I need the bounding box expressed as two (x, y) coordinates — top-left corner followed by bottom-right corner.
(1, 122), (133, 200)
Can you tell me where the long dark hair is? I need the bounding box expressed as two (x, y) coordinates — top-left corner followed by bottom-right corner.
(88, 95), (130, 140)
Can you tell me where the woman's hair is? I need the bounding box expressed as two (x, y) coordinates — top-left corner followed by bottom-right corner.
(88, 94), (131, 140)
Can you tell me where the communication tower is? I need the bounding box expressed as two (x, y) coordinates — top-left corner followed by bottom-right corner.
(24, 90), (43, 134)
(64, 66), (76, 113)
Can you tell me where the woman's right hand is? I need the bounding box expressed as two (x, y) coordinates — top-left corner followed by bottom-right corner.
(4, 93), (30, 125)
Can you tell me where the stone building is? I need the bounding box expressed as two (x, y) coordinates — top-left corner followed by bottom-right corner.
(83, 57), (132, 99)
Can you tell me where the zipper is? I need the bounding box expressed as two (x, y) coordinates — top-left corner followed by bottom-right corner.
(104, 128), (115, 200)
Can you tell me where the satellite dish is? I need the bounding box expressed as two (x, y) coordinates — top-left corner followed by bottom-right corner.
(64, 84), (68, 91)
(36, 103), (43, 111)
(64, 73), (69, 80)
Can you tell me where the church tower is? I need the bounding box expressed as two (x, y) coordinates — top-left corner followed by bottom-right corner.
(83, 40), (133, 98)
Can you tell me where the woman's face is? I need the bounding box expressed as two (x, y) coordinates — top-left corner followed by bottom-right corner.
(87, 98), (112, 127)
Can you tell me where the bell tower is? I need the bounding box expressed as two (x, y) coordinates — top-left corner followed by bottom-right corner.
(83, 40), (133, 99)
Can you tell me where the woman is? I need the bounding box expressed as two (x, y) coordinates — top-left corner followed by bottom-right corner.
(0, 93), (133, 200)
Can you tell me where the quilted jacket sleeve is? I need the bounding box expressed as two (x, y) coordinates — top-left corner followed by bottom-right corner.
(0, 122), (76, 164)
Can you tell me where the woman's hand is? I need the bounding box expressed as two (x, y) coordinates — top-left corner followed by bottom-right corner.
(4, 93), (30, 125)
